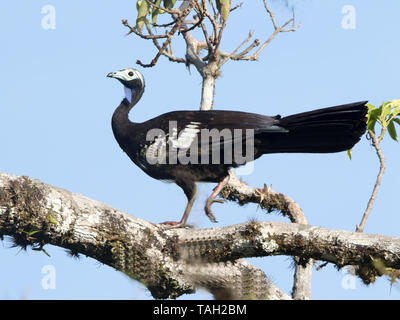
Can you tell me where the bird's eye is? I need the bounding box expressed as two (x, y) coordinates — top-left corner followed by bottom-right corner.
(128, 71), (134, 77)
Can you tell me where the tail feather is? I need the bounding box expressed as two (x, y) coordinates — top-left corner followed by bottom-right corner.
(258, 101), (368, 154)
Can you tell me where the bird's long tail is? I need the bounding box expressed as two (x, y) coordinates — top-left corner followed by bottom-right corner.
(259, 101), (368, 154)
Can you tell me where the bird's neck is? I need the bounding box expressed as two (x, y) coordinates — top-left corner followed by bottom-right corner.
(111, 86), (144, 141)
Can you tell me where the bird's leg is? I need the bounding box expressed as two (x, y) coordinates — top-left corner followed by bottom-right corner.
(160, 180), (197, 228)
(179, 190), (197, 226)
(205, 175), (230, 223)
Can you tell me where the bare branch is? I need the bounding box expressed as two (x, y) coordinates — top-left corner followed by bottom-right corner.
(137, 3), (195, 68)
(231, 31), (254, 56)
(201, 0), (219, 44)
(196, 3), (214, 54)
(180, 14), (205, 34)
(230, 2), (243, 13)
(220, 1), (301, 63)
(214, 18), (227, 60)
(263, 0), (278, 30)
(145, 22), (186, 64)
(218, 31), (257, 66)
(152, 19), (177, 28)
(122, 19), (169, 39)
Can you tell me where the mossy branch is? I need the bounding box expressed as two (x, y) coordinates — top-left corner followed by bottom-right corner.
(0, 171), (288, 299)
(1, 171), (400, 298)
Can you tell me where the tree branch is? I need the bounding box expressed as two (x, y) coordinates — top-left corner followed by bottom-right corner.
(173, 221), (400, 276)
(220, 170), (313, 299)
(146, 22), (186, 64)
(122, 1), (300, 110)
(219, 1), (301, 63)
(0, 171), (288, 299)
(2, 171), (399, 298)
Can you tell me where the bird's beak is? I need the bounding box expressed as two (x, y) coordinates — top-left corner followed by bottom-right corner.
(107, 70), (125, 80)
(107, 71), (117, 78)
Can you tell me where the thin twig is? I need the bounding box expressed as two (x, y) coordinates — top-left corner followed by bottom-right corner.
(356, 129), (386, 232)
(180, 14), (205, 34)
(152, 19), (177, 28)
(137, 2), (195, 67)
(230, 2), (243, 12)
(218, 1), (300, 64)
(264, 0), (278, 30)
(218, 31), (255, 66)
(146, 23), (186, 64)
(122, 19), (169, 39)
(200, 0), (219, 49)
(249, 1), (300, 59)
(145, 0), (179, 14)
(231, 31), (254, 56)
(233, 39), (260, 59)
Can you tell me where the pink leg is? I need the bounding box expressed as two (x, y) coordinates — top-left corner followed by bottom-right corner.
(205, 176), (230, 223)
(160, 183), (197, 228)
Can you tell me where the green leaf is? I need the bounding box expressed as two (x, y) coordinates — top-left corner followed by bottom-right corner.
(347, 149), (352, 160)
(388, 105), (400, 122)
(380, 101), (392, 127)
(216, 0), (231, 21)
(136, 0), (150, 32)
(163, 0), (176, 9)
(41, 248), (51, 257)
(387, 120), (398, 142)
(152, 0), (162, 24)
(33, 247), (51, 257)
(393, 118), (400, 127)
(19, 229), (40, 237)
(216, 0), (221, 12)
(136, 0), (142, 11)
(366, 104), (380, 133)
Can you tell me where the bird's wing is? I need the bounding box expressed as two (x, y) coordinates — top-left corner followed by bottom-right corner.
(142, 110), (286, 165)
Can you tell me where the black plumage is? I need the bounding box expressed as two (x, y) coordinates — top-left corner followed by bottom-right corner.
(107, 68), (368, 227)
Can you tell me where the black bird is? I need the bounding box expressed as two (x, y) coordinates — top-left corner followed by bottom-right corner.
(107, 68), (367, 227)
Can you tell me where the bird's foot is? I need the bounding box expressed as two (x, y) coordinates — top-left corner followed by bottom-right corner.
(204, 198), (225, 223)
(159, 221), (194, 229)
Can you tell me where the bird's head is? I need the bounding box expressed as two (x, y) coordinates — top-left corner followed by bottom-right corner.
(107, 68), (145, 105)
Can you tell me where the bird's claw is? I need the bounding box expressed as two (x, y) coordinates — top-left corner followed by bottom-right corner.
(212, 199), (225, 204)
(204, 198), (225, 223)
(159, 221), (194, 229)
(205, 207), (218, 223)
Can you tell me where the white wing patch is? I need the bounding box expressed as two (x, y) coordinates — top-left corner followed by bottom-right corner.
(144, 122), (201, 165)
(170, 122), (200, 149)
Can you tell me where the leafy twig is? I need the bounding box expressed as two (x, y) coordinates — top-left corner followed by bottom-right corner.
(356, 100), (400, 232)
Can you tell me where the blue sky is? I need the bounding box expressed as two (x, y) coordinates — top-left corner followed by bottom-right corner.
(0, 1), (399, 299)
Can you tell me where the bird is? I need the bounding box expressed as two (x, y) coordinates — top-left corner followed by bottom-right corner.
(107, 68), (368, 228)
